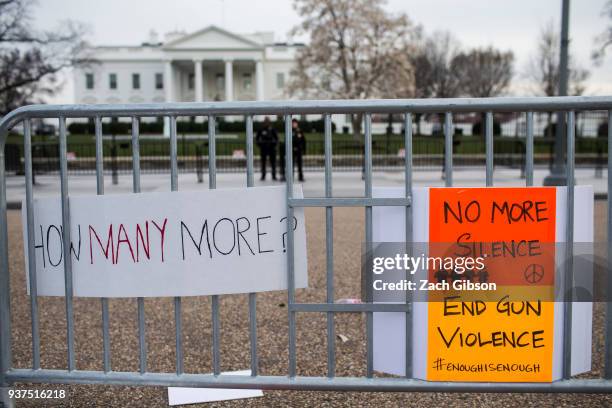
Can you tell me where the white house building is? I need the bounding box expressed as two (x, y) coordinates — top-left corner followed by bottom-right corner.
(72, 25), (412, 134)
(74, 26), (301, 107)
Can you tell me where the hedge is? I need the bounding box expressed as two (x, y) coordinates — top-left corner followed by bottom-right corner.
(68, 118), (336, 135)
(598, 122), (609, 137)
(472, 121), (502, 136)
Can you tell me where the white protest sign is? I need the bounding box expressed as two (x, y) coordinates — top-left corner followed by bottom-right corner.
(22, 185), (307, 297)
(167, 370), (263, 406)
(372, 186), (593, 382)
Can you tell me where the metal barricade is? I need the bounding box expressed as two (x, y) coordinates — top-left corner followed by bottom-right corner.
(1, 97), (612, 402)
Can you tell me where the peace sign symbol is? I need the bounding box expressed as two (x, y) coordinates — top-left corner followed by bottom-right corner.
(524, 264), (545, 284)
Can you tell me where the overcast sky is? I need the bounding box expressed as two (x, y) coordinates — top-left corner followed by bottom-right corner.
(34, 0), (612, 103)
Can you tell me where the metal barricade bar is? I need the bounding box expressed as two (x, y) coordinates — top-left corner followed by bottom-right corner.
(96, 116), (111, 374)
(288, 198), (411, 207)
(444, 112), (453, 186)
(245, 115), (258, 377)
(526, 112), (534, 187)
(59, 116), (75, 372)
(324, 113), (335, 378)
(607, 109), (612, 380)
(5, 369), (612, 393)
(0, 96), (611, 395)
(169, 115), (183, 376)
(404, 113), (413, 378)
(134, 116), (147, 375)
(485, 111), (493, 186)
(285, 114), (297, 378)
(208, 115), (221, 376)
(23, 119), (40, 370)
(364, 113), (374, 378)
(564, 111), (576, 379)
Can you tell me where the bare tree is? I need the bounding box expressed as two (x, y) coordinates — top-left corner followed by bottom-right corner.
(525, 22), (590, 137)
(412, 31), (462, 99)
(526, 22), (590, 98)
(288, 0), (417, 136)
(0, 0), (91, 114)
(593, 0), (612, 64)
(453, 46), (514, 136)
(454, 47), (514, 98)
(410, 31), (462, 134)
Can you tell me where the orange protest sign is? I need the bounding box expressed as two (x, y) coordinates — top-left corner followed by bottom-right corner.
(427, 187), (556, 382)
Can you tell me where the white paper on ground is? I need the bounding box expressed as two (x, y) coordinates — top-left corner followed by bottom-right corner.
(167, 370), (263, 406)
(21, 185), (307, 297)
(372, 186), (593, 380)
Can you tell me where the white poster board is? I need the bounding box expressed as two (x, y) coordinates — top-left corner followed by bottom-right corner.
(167, 370), (263, 406)
(22, 185), (307, 297)
(372, 186), (593, 382)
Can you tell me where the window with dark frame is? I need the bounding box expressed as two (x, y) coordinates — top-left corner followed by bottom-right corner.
(243, 73), (252, 91)
(155, 73), (163, 90)
(85, 73), (94, 89)
(109, 73), (117, 90)
(132, 73), (140, 90)
(216, 73), (224, 92)
(276, 72), (285, 89)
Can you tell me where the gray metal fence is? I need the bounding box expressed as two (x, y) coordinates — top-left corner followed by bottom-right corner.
(1, 97), (612, 404)
(3, 110), (610, 176)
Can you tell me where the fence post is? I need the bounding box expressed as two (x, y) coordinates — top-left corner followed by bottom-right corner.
(520, 140), (526, 179)
(0, 128), (13, 407)
(31, 144), (36, 186)
(0, 388), (14, 408)
(111, 134), (118, 185)
(549, 139), (554, 172)
(196, 144), (204, 183)
(359, 138), (365, 181)
(595, 142), (603, 179)
(385, 117), (391, 155)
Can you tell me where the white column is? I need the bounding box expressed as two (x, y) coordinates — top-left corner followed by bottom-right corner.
(255, 59), (264, 101)
(224, 58), (233, 101)
(164, 59), (174, 102)
(174, 68), (182, 101)
(194, 59), (203, 102)
(163, 59), (173, 137)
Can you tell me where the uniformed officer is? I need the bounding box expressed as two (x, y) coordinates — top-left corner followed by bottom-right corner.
(291, 118), (306, 182)
(255, 117), (279, 180)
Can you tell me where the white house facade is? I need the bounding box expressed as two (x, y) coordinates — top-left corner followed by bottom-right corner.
(74, 26), (300, 107)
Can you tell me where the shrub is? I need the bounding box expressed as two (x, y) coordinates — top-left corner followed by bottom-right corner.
(140, 121), (164, 133)
(67, 122), (94, 134)
(543, 122), (580, 138)
(598, 122), (609, 137)
(67, 119), (335, 135)
(177, 121), (207, 133)
(67, 121), (131, 135)
(472, 121), (501, 136)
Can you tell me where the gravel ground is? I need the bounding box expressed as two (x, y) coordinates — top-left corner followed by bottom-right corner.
(5, 202), (612, 407)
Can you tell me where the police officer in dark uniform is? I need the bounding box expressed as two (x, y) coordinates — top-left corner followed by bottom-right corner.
(291, 118), (306, 182)
(256, 117), (278, 180)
